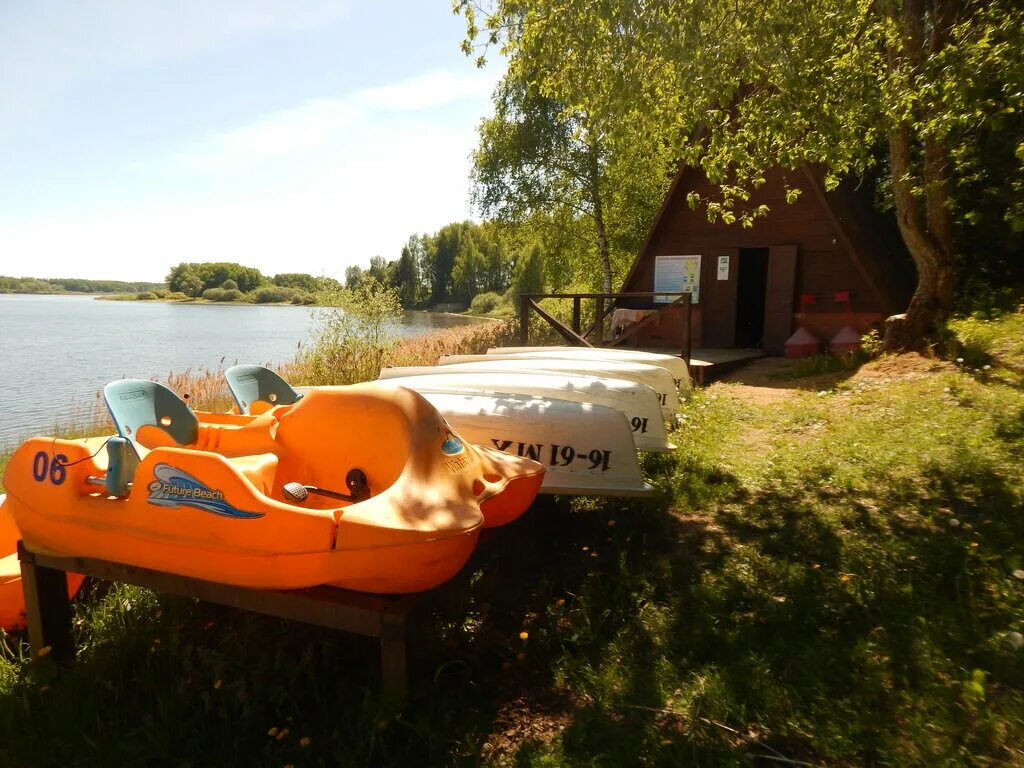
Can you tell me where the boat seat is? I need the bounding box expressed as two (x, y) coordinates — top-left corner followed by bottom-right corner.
(104, 380), (282, 499)
(226, 453), (279, 495)
(103, 380), (201, 495)
(104, 379), (199, 452)
(226, 365), (302, 415)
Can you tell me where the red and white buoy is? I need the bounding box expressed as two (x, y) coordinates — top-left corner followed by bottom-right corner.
(784, 327), (823, 358)
(828, 326), (862, 356)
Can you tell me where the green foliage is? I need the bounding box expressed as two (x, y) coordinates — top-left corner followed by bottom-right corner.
(220, 278), (238, 292)
(460, 0), (1024, 325)
(511, 241), (544, 297)
(296, 279), (403, 385)
(395, 245), (420, 308)
(0, 276), (164, 294)
(248, 286), (312, 305)
(167, 262), (266, 294)
(176, 270), (204, 298)
(134, 291), (158, 301)
(344, 265), (363, 290)
(471, 71), (674, 293)
(468, 291), (503, 314)
(272, 273), (319, 292)
(348, 223), (516, 310)
(201, 287), (243, 302)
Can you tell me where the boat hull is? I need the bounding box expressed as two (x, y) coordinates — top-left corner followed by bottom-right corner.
(0, 496), (85, 630)
(486, 346), (692, 392)
(1, 387), (545, 595)
(385, 359), (680, 418)
(370, 372), (673, 452)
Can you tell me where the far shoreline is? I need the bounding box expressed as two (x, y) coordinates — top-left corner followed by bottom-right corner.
(3, 290), (503, 321)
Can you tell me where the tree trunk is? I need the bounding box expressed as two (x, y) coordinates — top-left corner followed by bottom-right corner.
(586, 135), (613, 294)
(882, 0), (956, 351)
(593, 212), (613, 295)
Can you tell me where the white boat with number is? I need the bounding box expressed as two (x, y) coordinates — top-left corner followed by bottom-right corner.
(298, 387), (651, 497)
(486, 346), (692, 391)
(427, 357), (679, 418)
(374, 371), (672, 453)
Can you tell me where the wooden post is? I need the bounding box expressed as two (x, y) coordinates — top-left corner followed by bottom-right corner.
(379, 606), (408, 702)
(681, 294), (693, 365)
(595, 296), (605, 346)
(16, 543), (416, 702)
(519, 294), (530, 344)
(571, 297), (581, 338)
(18, 542), (75, 663)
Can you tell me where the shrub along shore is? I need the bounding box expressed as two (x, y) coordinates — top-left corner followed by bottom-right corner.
(0, 311), (1022, 766)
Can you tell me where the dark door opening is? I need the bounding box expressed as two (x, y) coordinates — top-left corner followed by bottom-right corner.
(735, 248), (770, 347)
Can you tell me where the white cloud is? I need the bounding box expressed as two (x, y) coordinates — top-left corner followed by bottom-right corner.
(166, 68), (497, 173)
(356, 70), (496, 112)
(0, 105), (486, 281)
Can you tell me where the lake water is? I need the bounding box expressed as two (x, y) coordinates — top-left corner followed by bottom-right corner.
(0, 294), (485, 446)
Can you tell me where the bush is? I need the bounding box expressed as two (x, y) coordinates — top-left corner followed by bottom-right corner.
(221, 278), (239, 291)
(295, 280), (402, 385)
(135, 291), (158, 300)
(249, 286), (311, 304)
(202, 288), (242, 302)
(469, 291), (504, 314)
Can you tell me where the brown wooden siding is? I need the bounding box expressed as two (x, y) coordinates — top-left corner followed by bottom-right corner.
(622, 165), (906, 350)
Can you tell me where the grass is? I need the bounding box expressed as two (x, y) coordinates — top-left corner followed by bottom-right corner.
(2, 313), (1024, 765)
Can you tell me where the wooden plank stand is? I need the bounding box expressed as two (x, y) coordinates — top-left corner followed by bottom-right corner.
(17, 541), (415, 701)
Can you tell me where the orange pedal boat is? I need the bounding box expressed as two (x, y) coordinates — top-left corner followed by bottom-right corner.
(0, 379), (543, 595)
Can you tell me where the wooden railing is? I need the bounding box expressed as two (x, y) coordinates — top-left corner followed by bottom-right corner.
(518, 292), (692, 362)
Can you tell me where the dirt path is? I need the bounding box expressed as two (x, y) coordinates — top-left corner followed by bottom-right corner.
(710, 353), (957, 406)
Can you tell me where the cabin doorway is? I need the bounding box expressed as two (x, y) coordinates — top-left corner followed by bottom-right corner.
(735, 248), (769, 347)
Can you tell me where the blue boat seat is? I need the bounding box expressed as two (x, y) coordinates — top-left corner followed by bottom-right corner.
(225, 365), (302, 415)
(102, 380), (199, 496)
(103, 379), (199, 451)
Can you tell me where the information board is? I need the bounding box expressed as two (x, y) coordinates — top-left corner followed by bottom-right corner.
(654, 254), (701, 304)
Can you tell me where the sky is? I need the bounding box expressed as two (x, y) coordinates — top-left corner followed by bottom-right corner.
(0, 1), (504, 282)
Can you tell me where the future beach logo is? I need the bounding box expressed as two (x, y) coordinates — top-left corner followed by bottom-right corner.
(146, 463), (264, 519)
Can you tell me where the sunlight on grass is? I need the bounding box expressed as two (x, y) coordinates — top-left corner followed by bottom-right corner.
(1, 313), (1022, 765)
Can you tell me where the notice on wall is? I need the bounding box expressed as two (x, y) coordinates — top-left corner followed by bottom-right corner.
(717, 255), (730, 280)
(654, 254), (701, 304)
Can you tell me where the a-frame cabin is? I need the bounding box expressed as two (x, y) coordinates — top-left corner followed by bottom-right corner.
(619, 165), (914, 353)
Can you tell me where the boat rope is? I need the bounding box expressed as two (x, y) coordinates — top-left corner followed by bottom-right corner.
(51, 436), (114, 469)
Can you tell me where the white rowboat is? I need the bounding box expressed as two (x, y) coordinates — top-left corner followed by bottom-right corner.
(486, 346), (692, 391)
(299, 387), (652, 497)
(375, 371), (673, 453)
(429, 357), (679, 418)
